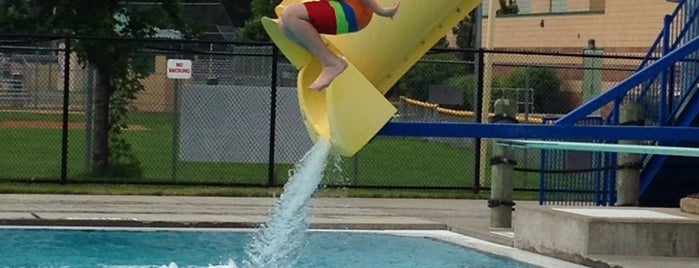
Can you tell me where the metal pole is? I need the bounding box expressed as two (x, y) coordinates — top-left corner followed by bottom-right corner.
(474, 50), (485, 192)
(171, 79), (180, 181)
(660, 15), (672, 124)
(268, 46), (279, 187)
(60, 37), (71, 184)
(84, 65), (94, 172)
(480, 0), (498, 185)
(473, 3), (483, 192)
(352, 156), (359, 185)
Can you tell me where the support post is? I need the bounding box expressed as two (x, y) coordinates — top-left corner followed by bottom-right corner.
(171, 79), (180, 181)
(616, 104), (644, 206)
(489, 98), (517, 228)
(84, 65), (94, 172)
(480, 0), (498, 191)
(268, 45), (279, 186)
(60, 38), (71, 184)
(583, 39), (603, 115)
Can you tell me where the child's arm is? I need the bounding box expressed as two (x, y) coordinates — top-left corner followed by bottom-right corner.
(360, 0), (400, 18)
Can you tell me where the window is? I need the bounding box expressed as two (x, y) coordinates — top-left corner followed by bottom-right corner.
(481, 0), (532, 15)
(517, 0), (532, 14)
(481, 1), (490, 14)
(550, 0), (568, 13)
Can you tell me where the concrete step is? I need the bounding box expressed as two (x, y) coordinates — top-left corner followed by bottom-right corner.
(513, 205), (699, 264)
(681, 197), (699, 215)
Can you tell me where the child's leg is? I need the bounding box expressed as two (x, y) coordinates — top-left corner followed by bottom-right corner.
(278, 3), (347, 91)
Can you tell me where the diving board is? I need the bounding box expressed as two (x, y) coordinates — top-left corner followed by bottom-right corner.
(497, 140), (699, 157)
(378, 122), (699, 142)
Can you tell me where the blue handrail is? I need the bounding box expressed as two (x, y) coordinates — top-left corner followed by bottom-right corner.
(634, 0), (699, 124)
(634, 0), (699, 198)
(556, 34), (699, 125)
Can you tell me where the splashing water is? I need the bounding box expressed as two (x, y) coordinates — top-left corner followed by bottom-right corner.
(242, 139), (332, 268)
(97, 140), (332, 268)
(326, 153), (348, 185)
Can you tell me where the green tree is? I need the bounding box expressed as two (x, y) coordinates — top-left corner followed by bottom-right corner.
(0, 1), (191, 176)
(450, 10), (479, 73)
(241, 0), (281, 41)
(497, 0), (519, 15)
(220, 0), (253, 27)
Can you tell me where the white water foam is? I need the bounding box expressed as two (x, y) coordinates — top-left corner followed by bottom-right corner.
(105, 260), (238, 268)
(241, 139), (332, 268)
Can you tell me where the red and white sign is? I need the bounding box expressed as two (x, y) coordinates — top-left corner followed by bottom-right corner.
(166, 59), (192, 79)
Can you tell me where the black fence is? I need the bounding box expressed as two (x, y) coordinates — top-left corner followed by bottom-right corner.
(0, 35), (642, 192)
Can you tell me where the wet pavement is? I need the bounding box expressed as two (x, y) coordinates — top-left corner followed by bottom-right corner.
(0, 194), (697, 268)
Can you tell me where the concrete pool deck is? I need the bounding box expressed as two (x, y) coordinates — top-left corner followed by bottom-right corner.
(0, 194), (697, 268)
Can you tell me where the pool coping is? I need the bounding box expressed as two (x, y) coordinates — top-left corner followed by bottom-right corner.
(2, 194), (698, 268)
(0, 218), (448, 230)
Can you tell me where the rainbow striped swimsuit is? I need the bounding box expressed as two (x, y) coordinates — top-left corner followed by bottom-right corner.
(304, 0), (374, 35)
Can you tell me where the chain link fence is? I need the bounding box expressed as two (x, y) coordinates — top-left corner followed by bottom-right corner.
(0, 36), (642, 191)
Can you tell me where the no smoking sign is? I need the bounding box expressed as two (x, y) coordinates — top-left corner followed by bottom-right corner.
(166, 59), (192, 79)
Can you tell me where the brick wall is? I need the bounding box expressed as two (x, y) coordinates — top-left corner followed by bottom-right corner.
(482, 0), (677, 53)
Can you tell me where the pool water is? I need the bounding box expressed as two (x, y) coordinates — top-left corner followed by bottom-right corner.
(0, 227), (538, 268)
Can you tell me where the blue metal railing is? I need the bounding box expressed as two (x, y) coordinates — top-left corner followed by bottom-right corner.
(624, 0), (699, 197)
(627, 0), (699, 126)
(550, 3), (699, 198)
(539, 117), (613, 206)
(556, 33), (699, 125)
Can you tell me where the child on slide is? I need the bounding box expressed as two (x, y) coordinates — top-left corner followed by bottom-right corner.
(278, 0), (400, 91)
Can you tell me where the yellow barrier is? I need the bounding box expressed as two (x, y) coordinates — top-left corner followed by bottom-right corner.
(264, 0), (484, 156)
(400, 96), (544, 124)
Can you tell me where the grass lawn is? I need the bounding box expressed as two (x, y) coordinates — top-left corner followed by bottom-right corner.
(0, 111), (551, 199)
(1, 111), (493, 189)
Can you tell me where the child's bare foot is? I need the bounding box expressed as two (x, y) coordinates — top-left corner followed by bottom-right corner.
(309, 58), (347, 91)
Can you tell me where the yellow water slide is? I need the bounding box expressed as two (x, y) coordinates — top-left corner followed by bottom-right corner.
(263, 0), (483, 156)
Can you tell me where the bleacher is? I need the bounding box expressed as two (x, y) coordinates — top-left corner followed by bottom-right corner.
(0, 73), (32, 107)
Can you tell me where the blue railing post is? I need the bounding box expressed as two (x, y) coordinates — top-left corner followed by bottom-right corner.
(539, 146), (546, 205)
(660, 15), (673, 125)
(593, 150), (602, 205)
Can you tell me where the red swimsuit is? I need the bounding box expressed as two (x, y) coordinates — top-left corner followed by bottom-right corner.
(304, 0), (373, 34)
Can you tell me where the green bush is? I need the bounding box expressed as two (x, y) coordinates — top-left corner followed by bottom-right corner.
(499, 66), (561, 113)
(392, 57), (561, 114)
(444, 74), (477, 110)
(392, 53), (467, 101)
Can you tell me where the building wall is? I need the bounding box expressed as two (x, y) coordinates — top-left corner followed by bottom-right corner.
(530, 0), (550, 13)
(133, 55), (177, 112)
(589, 0), (605, 11)
(482, 0), (678, 53)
